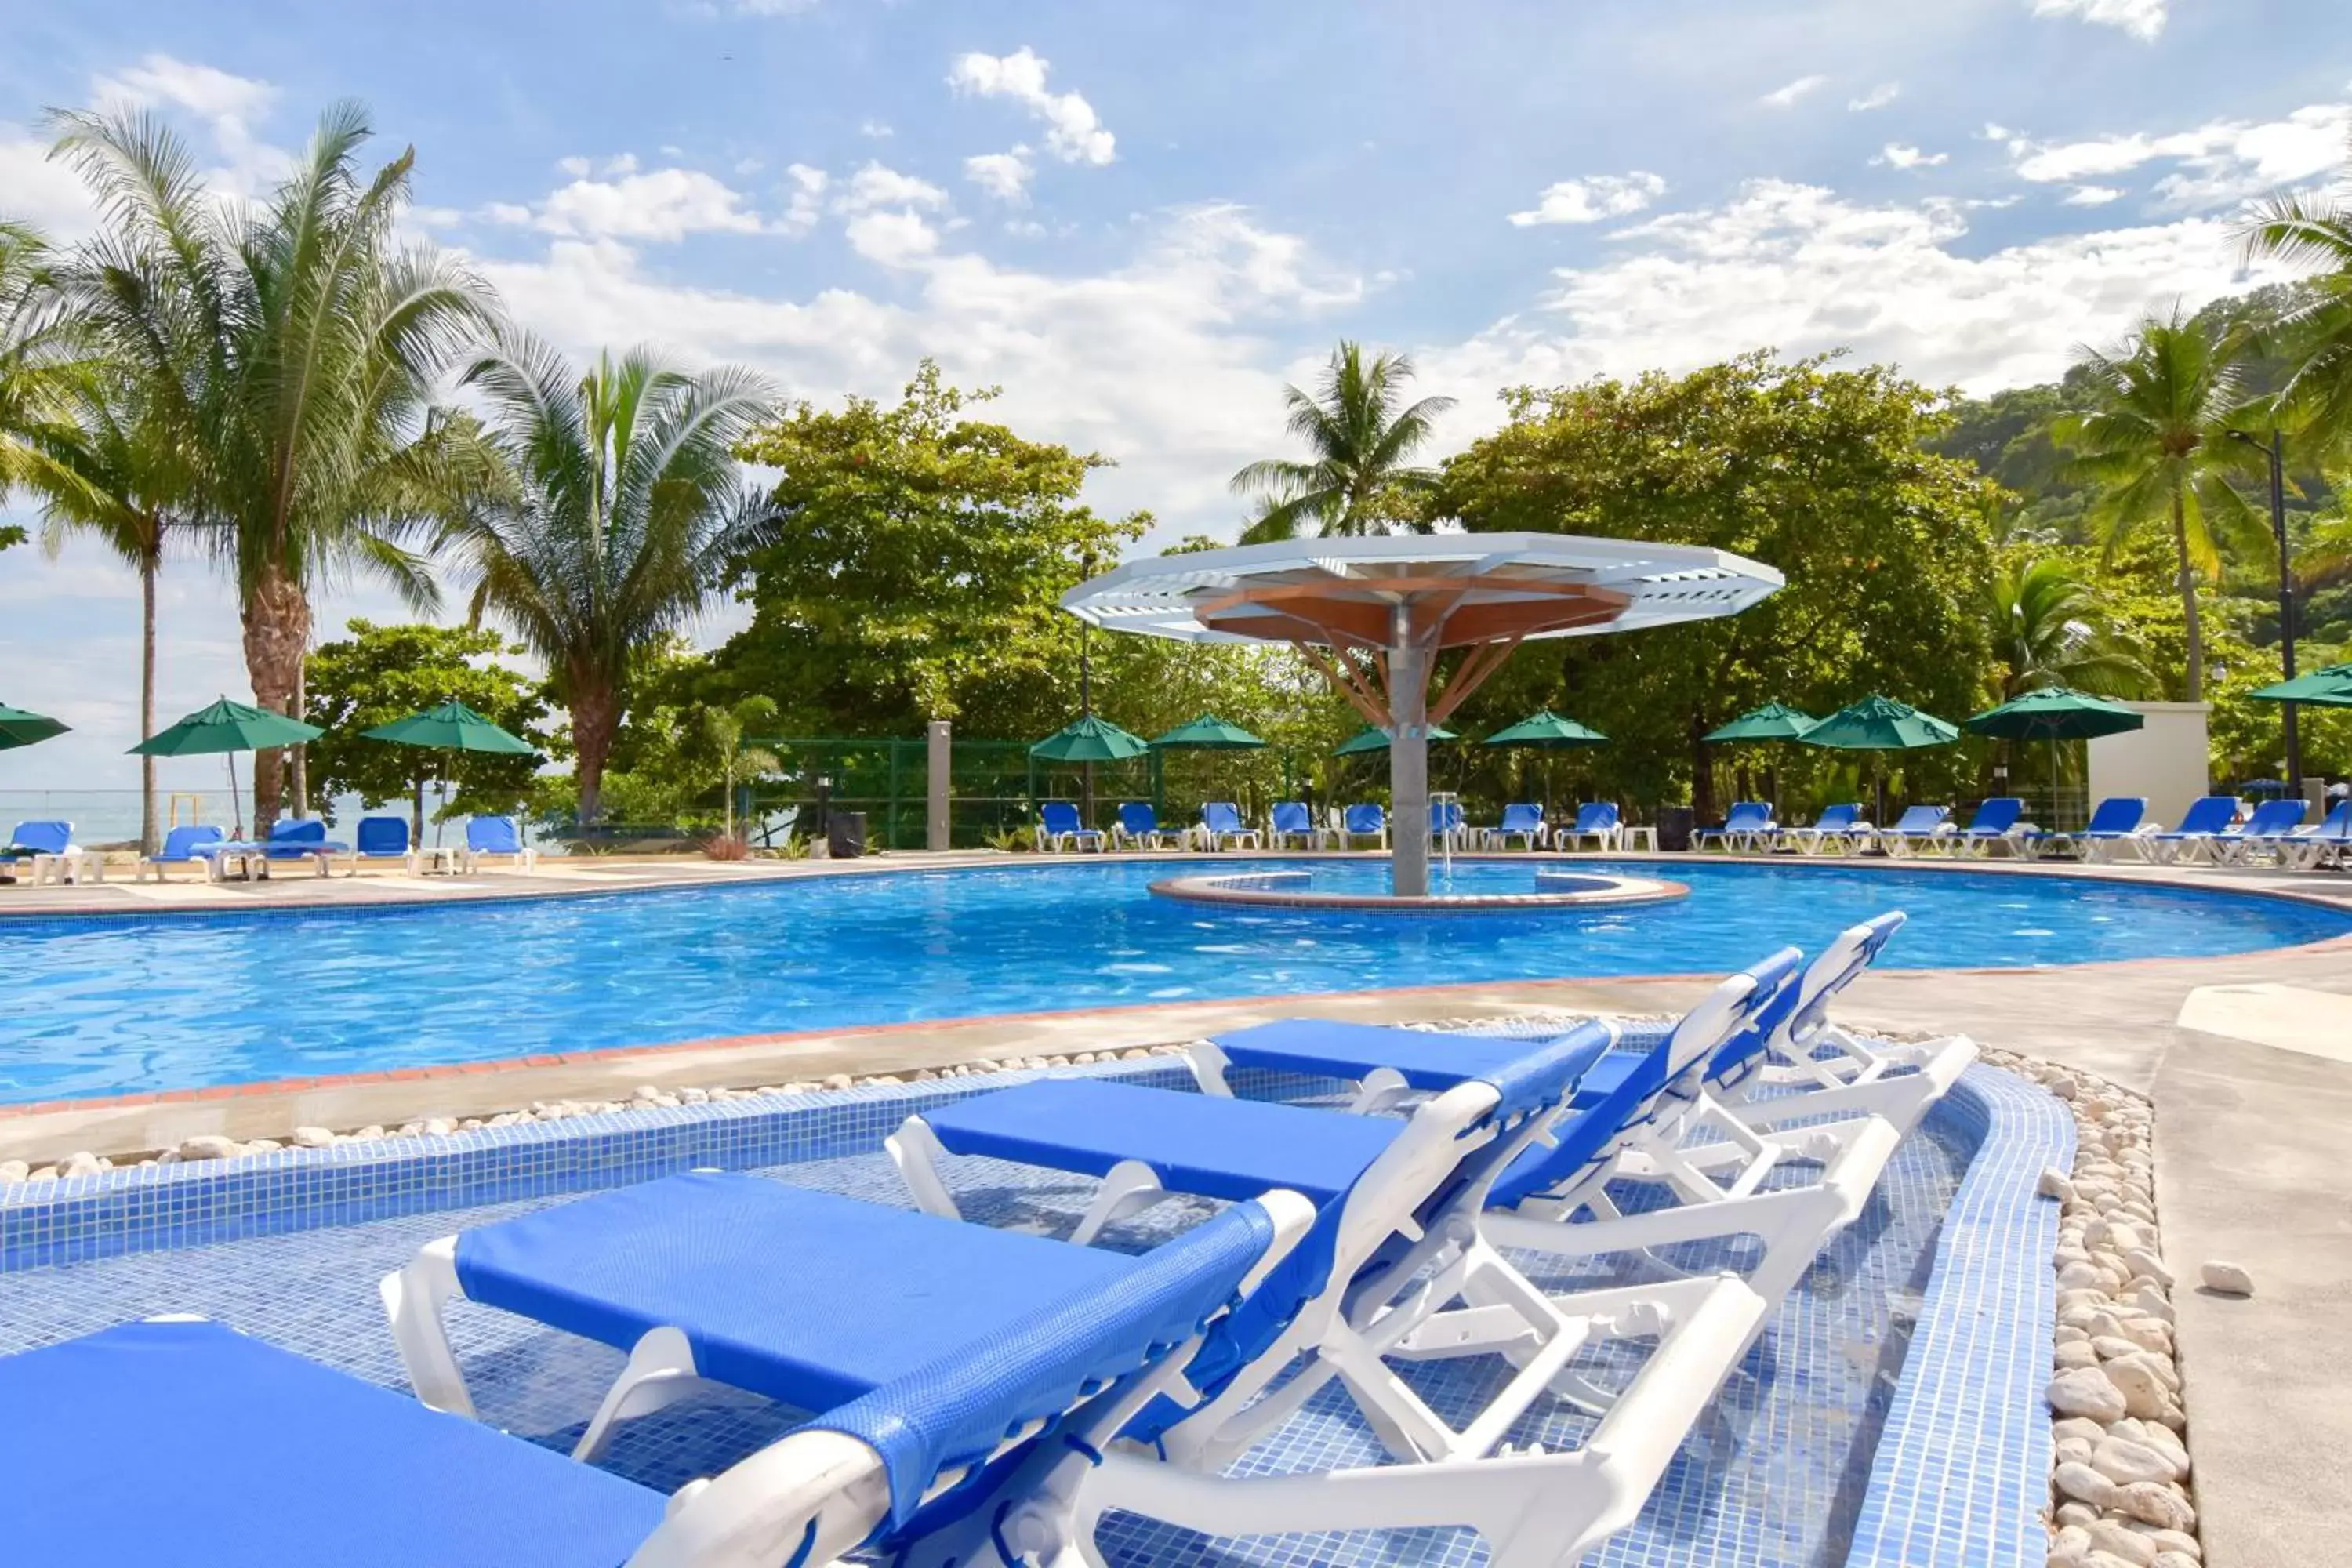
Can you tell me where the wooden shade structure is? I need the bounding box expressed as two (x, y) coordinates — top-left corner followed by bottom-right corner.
(1065, 533), (1782, 895)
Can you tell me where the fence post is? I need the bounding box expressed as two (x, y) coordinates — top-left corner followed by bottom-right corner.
(927, 720), (952, 851)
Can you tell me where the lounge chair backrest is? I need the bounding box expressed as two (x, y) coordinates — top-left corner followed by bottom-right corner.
(356, 816), (409, 856)
(1116, 801), (1156, 836)
(1040, 802), (1082, 836)
(1814, 803), (1862, 831)
(2314, 800), (2352, 839)
(1889, 804), (1947, 833)
(267, 818), (326, 845)
(1202, 801), (1243, 834)
(7, 820), (71, 854)
(2240, 797), (2307, 836)
(1497, 802), (1543, 833)
(1271, 801), (1311, 834)
(1573, 801), (1617, 833)
(1430, 801), (1464, 833)
(155, 825), (224, 860)
(2172, 796), (2238, 836)
(795, 1195), (1301, 1540)
(1343, 803), (1384, 835)
(1724, 801), (1770, 830)
(468, 815), (526, 854)
(1966, 797), (2024, 833)
(2082, 797), (2146, 835)
(1771, 912), (1906, 1067)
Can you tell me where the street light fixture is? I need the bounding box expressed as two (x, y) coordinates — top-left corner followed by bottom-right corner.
(2224, 427), (2300, 787)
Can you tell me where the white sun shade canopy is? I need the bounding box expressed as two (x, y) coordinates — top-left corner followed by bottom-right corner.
(1062, 532), (1784, 652)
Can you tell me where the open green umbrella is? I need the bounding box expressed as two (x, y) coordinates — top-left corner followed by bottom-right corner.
(1481, 710), (1606, 815)
(1030, 713), (1150, 763)
(0, 701), (68, 751)
(1149, 714), (1266, 749)
(2249, 660), (2352, 709)
(1704, 702), (1816, 816)
(361, 700), (537, 754)
(1964, 687), (2143, 831)
(1333, 723), (1460, 757)
(130, 697), (325, 838)
(1802, 695), (1958, 825)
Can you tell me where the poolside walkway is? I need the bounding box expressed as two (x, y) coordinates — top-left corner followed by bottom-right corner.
(5, 846), (2347, 1566)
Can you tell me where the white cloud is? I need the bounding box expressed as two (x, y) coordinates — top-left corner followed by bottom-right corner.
(2063, 185), (2125, 205)
(947, 46), (1116, 165)
(843, 209), (942, 268)
(782, 163), (829, 234)
(839, 162), (949, 213)
(535, 166), (765, 241)
(964, 149), (1034, 204)
(0, 127), (100, 238)
(1759, 74), (1828, 110)
(1848, 82), (1902, 112)
(87, 53), (285, 196)
(1508, 171), (1667, 227)
(1872, 143), (1949, 169)
(735, 0), (819, 13)
(2029, 0), (2168, 42)
(858, 119), (894, 140)
(1421, 178), (2313, 404)
(1998, 99), (2352, 209)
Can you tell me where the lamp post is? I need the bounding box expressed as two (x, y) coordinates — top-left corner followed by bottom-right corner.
(1078, 550), (1097, 826)
(2226, 428), (2299, 786)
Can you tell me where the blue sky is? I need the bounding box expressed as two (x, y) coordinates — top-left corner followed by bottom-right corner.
(3, 0), (2349, 789)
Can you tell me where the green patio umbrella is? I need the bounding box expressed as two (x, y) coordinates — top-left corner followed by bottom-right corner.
(129, 697), (325, 839)
(1031, 713), (1150, 762)
(1332, 723), (1460, 757)
(1703, 702), (1817, 817)
(1801, 695), (1958, 825)
(0, 701), (68, 750)
(1964, 686), (2144, 831)
(1481, 710), (1607, 814)
(363, 702), (540, 843)
(2249, 660), (2352, 709)
(1149, 713), (1266, 749)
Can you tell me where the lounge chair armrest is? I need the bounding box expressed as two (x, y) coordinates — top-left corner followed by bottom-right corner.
(629, 1430), (891, 1568)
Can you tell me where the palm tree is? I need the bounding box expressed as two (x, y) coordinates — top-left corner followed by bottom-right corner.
(2239, 158), (2352, 456)
(2056, 308), (2270, 700)
(439, 329), (779, 826)
(47, 104), (493, 826)
(699, 695), (782, 841)
(1987, 557), (2154, 702)
(1230, 342), (1454, 544)
(0, 221), (82, 519)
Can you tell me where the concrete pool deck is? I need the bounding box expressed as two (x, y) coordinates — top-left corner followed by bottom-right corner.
(4, 845), (2348, 1566)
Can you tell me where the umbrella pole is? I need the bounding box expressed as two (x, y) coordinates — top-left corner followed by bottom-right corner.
(227, 753), (244, 840)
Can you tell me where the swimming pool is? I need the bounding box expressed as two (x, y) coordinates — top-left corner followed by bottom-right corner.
(4, 857), (2345, 1103)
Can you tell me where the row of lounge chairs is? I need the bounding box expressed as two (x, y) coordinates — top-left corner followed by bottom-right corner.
(1693, 795), (2352, 869)
(6, 912), (1973, 1567)
(2, 815), (537, 886)
(1041, 800), (1633, 853)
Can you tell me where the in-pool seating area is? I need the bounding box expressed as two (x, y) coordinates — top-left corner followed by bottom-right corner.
(0, 907), (2066, 1568)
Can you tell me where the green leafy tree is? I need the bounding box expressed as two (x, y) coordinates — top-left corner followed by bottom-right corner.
(1435, 351), (1997, 818)
(725, 361), (1145, 739)
(2057, 308), (2270, 701)
(0, 220), (81, 555)
(302, 619), (549, 837)
(1986, 557), (2154, 703)
(2240, 156), (2352, 456)
(437, 328), (776, 825)
(1231, 342), (1454, 544)
(47, 105), (495, 826)
(696, 695), (782, 840)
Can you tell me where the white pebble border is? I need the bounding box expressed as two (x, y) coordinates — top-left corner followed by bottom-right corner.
(1966, 1044), (2232, 1568)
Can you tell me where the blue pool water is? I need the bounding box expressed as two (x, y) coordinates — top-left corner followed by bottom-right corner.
(2, 857), (2344, 1103)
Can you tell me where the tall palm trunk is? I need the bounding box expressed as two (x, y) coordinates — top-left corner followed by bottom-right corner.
(2170, 490), (2203, 701)
(242, 562), (311, 828)
(570, 671), (619, 827)
(291, 658), (310, 818)
(138, 543), (159, 855)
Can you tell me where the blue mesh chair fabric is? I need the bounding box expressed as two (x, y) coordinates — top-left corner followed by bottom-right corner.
(466, 815), (526, 855)
(0, 1318), (666, 1567)
(357, 816), (411, 856)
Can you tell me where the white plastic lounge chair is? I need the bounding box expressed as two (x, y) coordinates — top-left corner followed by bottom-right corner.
(1556, 801), (1620, 852)
(1110, 801), (1170, 850)
(23, 1199), (1300, 1568)
(1947, 797), (2026, 857)
(2025, 796), (2151, 862)
(1692, 801), (1772, 852)
(1036, 801), (1104, 852)
(2216, 797), (2310, 865)
(1483, 802), (1546, 850)
(1429, 799), (1468, 849)
(384, 1172), (1309, 1470)
(461, 815), (539, 872)
(1773, 802), (1865, 855)
(136, 824), (227, 883)
(2287, 800), (2352, 869)
(1869, 804), (1951, 857)
(1268, 800), (1324, 849)
(4, 818), (102, 885)
(1195, 800), (1262, 850)
(2149, 795), (2241, 865)
(1336, 802), (1386, 848)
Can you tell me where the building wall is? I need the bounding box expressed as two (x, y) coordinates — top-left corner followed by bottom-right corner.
(2089, 702), (2211, 829)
